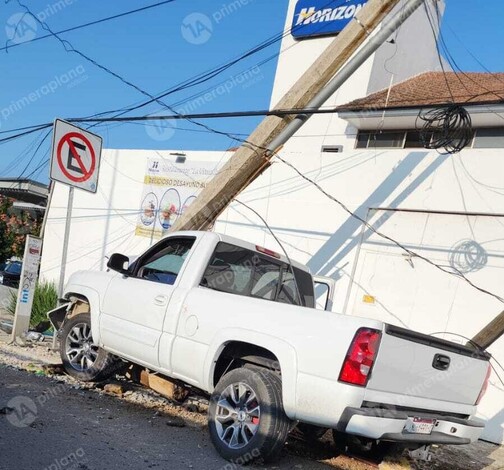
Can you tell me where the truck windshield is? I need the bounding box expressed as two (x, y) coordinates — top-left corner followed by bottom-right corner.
(201, 242), (314, 308)
(137, 238), (195, 285)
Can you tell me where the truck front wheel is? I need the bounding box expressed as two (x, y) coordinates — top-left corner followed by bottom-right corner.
(208, 367), (291, 464)
(59, 312), (123, 382)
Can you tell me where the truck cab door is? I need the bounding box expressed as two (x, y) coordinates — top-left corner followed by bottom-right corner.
(313, 275), (336, 311)
(100, 236), (196, 368)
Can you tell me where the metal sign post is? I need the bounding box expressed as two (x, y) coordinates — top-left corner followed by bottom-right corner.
(11, 236), (42, 341)
(58, 186), (74, 300)
(48, 120), (102, 347)
(50, 120), (102, 296)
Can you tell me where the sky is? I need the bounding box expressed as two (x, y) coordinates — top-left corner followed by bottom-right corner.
(1, 0), (504, 183)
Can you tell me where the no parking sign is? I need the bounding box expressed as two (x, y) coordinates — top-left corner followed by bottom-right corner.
(50, 119), (102, 193)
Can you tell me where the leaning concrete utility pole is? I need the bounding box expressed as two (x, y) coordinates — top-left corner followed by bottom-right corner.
(469, 310), (504, 350)
(172, 0), (428, 232)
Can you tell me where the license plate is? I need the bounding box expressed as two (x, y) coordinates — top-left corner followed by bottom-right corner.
(404, 417), (436, 435)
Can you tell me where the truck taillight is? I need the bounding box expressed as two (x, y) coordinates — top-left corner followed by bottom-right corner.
(476, 363), (492, 405)
(339, 328), (382, 387)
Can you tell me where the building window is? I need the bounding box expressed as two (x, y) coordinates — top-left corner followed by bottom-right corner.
(473, 128), (504, 148)
(356, 130), (406, 149)
(355, 128), (485, 150)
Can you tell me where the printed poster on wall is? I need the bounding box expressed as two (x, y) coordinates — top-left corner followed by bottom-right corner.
(135, 158), (220, 239)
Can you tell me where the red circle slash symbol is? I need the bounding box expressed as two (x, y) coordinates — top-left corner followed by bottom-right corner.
(57, 132), (96, 183)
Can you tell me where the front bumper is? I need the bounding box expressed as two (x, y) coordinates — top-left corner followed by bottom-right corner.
(337, 407), (485, 445)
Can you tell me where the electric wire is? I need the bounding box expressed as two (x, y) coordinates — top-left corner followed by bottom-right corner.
(2, 1), (176, 53)
(272, 153), (504, 306)
(234, 198), (302, 305)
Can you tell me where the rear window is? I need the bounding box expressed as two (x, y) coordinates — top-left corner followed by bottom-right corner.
(201, 242), (314, 308)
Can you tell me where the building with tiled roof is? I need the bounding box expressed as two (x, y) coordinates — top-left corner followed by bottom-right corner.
(337, 71), (504, 112)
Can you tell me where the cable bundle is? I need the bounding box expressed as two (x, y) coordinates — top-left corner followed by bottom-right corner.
(418, 105), (473, 154)
(449, 239), (488, 274)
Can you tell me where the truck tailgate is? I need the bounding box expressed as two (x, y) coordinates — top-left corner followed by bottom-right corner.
(368, 325), (490, 405)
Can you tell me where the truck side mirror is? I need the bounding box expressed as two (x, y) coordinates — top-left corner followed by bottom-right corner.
(107, 253), (130, 275)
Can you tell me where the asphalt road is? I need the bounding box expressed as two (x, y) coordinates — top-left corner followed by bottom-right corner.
(0, 366), (333, 470)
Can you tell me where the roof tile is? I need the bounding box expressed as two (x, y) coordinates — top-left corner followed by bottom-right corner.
(337, 72), (504, 111)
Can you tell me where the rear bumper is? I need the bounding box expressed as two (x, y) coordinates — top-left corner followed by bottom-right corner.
(337, 407), (485, 445)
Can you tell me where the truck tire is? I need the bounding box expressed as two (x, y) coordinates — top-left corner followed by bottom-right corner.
(208, 367), (291, 464)
(59, 312), (123, 382)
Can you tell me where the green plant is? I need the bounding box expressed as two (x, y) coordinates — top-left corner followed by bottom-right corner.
(5, 280), (58, 328)
(6, 289), (16, 317)
(0, 195), (42, 260)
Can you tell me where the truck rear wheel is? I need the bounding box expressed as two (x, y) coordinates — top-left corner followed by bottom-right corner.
(208, 367), (291, 464)
(59, 312), (123, 382)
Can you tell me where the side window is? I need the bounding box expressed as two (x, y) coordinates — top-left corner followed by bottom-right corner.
(277, 270), (299, 305)
(201, 243), (282, 300)
(200, 242), (315, 308)
(276, 268), (315, 308)
(135, 238), (195, 285)
(293, 267), (315, 308)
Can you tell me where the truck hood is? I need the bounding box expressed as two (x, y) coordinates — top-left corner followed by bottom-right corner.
(64, 270), (116, 296)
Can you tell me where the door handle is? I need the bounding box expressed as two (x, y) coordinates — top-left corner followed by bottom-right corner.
(154, 295), (168, 306)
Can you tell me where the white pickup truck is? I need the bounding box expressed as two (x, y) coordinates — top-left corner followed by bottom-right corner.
(50, 231), (492, 463)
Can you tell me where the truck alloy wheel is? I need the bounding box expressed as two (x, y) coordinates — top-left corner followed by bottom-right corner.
(65, 322), (99, 371)
(59, 312), (123, 382)
(214, 382), (261, 449)
(208, 367), (291, 464)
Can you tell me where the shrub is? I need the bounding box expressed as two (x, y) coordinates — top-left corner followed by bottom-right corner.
(5, 280), (58, 328)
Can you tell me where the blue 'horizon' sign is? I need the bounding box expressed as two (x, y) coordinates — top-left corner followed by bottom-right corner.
(291, 0), (369, 39)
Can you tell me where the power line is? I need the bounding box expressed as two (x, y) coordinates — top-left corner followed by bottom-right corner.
(13, 0), (269, 161)
(2, 0), (176, 53)
(16, 129), (52, 180)
(424, 3), (504, 108)
(70, 108), (344, 123)
(75, 0), (348, 123)
(234, 198), (302, 304)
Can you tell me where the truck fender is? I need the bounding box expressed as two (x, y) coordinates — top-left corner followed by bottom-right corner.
(204, 328), (299, 420)
(50, 284), (102, 344)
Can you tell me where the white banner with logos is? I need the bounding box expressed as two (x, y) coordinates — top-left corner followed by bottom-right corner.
(135, 158), (220, 239)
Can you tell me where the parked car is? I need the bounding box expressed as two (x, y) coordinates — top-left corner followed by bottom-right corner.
(49, 231), (491, 464)
(0, 261), (22, 288)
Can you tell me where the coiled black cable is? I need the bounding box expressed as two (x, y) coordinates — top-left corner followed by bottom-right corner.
(418, 105), (473, 154)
